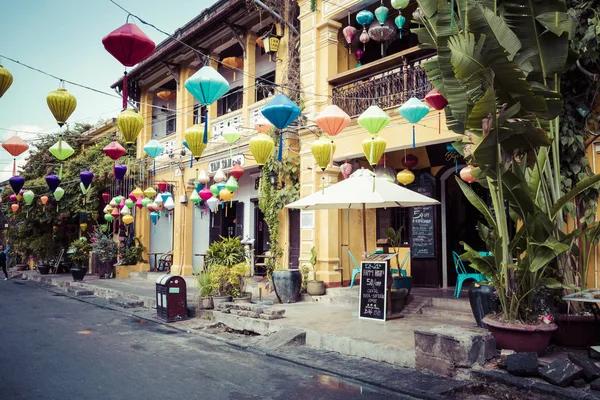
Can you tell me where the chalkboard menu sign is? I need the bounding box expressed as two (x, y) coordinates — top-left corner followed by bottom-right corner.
(359, 261), (387, 321)
(412, 184), (435, 259)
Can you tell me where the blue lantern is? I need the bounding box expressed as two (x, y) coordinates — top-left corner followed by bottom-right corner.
(261, 94), (301, 162)
(395, 15), (406, 38)
(144, 139), (164, 175)
(398, 98), (430, 148)
(356, 10), (374, 27)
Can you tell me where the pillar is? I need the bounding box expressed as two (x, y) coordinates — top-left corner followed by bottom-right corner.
(314, 168), (342, 286)
(176, 63), (196, 142)
(242, 32), (257, 129)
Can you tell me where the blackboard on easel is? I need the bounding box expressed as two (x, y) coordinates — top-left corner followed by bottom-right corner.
(359, 261), (387, 321)
(411, 175), (436, 259)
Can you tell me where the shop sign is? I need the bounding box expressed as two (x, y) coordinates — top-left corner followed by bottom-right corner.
(359, 261), (387, 321)
(208, 155), (244, 174)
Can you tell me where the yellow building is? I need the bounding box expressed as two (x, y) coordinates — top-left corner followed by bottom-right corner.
(110, 0), (299, 276)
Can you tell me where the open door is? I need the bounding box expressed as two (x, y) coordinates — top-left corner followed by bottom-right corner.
(288, 209), (300, 269)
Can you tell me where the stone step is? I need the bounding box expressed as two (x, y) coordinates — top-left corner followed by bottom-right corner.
(325, 287), (360, 298)
(431, 297), (471, 312)
(420, 305), (476, 323)
(109, 297), (145, 308)
(67, 287), (94, 296)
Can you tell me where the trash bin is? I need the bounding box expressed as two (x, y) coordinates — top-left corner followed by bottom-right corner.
(155, 274), (187, 322)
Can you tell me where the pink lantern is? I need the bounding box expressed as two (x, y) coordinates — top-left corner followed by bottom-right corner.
(9, 194), (17, 202)
(341, 161), (354, 179)
(315, 105), (351, 137)
(128, 192), (137, 202)
(355, 48), (365, 67)
(460, 166), (476, 183)
(359, 29), (370, 48)
(136, 196), (144, 209)
(199, 187), (213, 202)
(424, 88), (448, 134)
(119, 198), (125, 209)
(343, 26), (357, 53)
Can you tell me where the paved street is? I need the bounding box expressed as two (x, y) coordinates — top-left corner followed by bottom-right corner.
(0, 280), (412, 400)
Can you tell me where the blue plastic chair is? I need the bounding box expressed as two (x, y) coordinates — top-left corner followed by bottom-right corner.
(349, 250), (360, 288)
(453, 251), (485, 298)
(391, 250), (411, 277)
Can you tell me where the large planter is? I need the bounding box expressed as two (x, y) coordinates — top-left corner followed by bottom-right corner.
(212, 295), (232, 307)
(38, 265), (51, 275)
(97, 260), (114, 279)
(273, 269), (302, 304)
(70, 266), (87, 282)
(553, 314), (598, 347)
(392, 276), (412, 295)
(390, 288), (409, 313)
(306, 280), (326, 296)
(483, 316), (558, 356)
(197, 297), (214, 310)
(468, 283), (499, 328)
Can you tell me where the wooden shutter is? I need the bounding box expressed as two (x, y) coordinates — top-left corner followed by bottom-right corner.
(235, 202), (244, 239)
(209, 212), (222, 244)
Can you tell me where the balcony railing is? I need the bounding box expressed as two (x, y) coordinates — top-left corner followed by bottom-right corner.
(331, 58), (433, 117)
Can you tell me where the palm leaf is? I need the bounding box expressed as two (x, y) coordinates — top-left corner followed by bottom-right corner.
(550, 173), (600, 219)
(455, 177), (497, 229)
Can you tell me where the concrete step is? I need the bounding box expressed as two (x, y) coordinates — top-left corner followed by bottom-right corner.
(420, 305), (476, 323)
(109, 297), (145, 308)
(67, 287), (94, 296)
(325, 287), (360, 297)
(431, 297), (471, 312)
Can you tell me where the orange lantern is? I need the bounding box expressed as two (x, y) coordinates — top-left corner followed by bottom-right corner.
(256, 36), (264, 48)
(156, 90), (176, 101)
(11, 203), (19, 213)
(460, 166), (476, 183)
(2, 136), (30, 176)
(40, 195), (49, 210)
(315, 105), (351, 137)
(221, 57), (243, 80)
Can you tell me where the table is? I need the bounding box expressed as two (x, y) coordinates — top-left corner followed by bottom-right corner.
(562, 289), (600, 357)
(147, 252), (164, 272)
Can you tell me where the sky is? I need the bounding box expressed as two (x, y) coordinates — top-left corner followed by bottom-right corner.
(0, 0), (216, 180)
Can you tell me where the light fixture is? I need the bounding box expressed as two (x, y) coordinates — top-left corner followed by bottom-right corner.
(268, 170), (278, 186)
(594, 142), (600, 154)
(261, 32), (282, 61)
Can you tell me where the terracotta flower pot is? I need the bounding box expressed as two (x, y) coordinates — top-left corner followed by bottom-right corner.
(306, 280), (326, 296)
(483, 316), (557, 356)
(553, 314), (598, 347)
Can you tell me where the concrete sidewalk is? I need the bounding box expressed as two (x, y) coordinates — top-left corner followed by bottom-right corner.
(19, 269), (479, 368)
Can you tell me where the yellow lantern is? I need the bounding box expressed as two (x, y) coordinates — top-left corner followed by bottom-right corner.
(131, 187), (144, 199)
(219, 188), (234, 202)
(80, 223), (88, 233)
(249, 133), (274, 166)
(117, 109), (144, 144)
(185, 124), (208, 161)
(311, 137), (336, 171)
(397, 169), (415, 185)
(0, 65), (13, 99)
(122, 214), (134, 225)
(362, 136), (387, 167)
(46, 88), (77, 127)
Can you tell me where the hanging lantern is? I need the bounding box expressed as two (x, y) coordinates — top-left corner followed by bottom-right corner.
(104, 140), (127, 163)
(105, 214), (114, 222)
(117, 109), (144, 144)
(125, 198), (134, 209)
(11, 204), (18, 213)
(395, 15), (407, 38)
(144, 187), (157, 198)
(261, 32), (282, 60)
(256, 36), (264, 48)
(375, 164), (396, 183)
(9, 194), (16, 202)
(402, 154), (419, 169)
(80, 223), (88, 232)
(103, 205), (112, 214)
(397, 169), (415, 185)
(80, 182), (88, 195)
(343, 26), (357, 53)
(40, 195), (49, 206)
(102, 23), (156, 109)
(358, 105), (390, 135)
(214, 168), (226, 183)
(356, 10), (374, 26)
(157, 180), (168, 193)
(375, 5), (389, 25)
(190, 189), (200, 205)
(249, 134), (274, 167)
(2, 136), (29, 176)
(156, 90), (176, 101)
(355, 48), (364, 68)
(121, 205), (131, 216)
(230, 163), (244, 180)
(102, 192), (110, 203)
(368, 20), (396, 56)
(128, 191), (137, 202)
(111, 206), (120, 217)
(0, 65), (13, 99)
(222, 57), (244, 80)
(114, 164), (127, 181)
(398, 97), (430, 148)
(311, 137), (336, 171)
(206, 197), (219, 213)
(261, 94), (301, 161)
(199, 187), (212, 202)
(391, 0), (410, 9)
(136, 196), (144, 209)
(54, 187), (65, 201)
(197, 169), (210, 185)
(154, 194), (163, 207)
(219, 188), (234, 202)
(209, 184), (219, 197)
(225, 176), (239, 193)
(16, 190), (23, 201)
(359, 30), (370, 48)
(80, 170), (94, 190)
(115, 195), (124, 204)
(150, 211), (160, 225)
(142, 197), (152, 208)
(184, 124), (208, 165)
(254, 114), (273, 133)
(49, 138), (74, 179)
(131, 187), (144, 199)
(460, 166), (476, 183)
(362, 136), (387, 167)
(122, 214), (134, 225)
(315, 105), (351, 137)
(164, 196), (175, 211)
(341, 161), (354, 179)
(223, 127), (242, 160)
(23, 190), (34, 206)
(161, 191), (172, 203)
(143, 139), (164, 174)
(46, 88), (77, 127)
(8, 176), (25, 194)
(424, 88), (448, 134)
(109, 198), (118, 208)
(216, 181), (227, 192)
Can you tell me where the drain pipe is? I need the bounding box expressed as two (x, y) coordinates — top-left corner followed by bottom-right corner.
(252, 0), (300, 36)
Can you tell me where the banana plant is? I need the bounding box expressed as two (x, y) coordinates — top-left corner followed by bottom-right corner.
(413, 0), (600, 321)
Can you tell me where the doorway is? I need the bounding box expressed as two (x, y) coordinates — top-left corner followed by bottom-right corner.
(209, 201), (244, 244)
(253, 201), (270, 276)
(288, 209), (300, 269)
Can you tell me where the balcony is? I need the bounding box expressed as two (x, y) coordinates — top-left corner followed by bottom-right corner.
(330, 47), (434, 117)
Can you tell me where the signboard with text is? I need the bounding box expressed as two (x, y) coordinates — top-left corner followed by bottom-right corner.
(208, 155), (245, 174)
(359, 261), (387, 321)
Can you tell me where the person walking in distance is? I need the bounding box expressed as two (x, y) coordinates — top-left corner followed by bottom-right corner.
(0, 245), (9, 280)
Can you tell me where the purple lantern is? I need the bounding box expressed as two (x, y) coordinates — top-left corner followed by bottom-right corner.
(46, 175), (61, 193)
(114, 164), (127, 181)
(9, 176), (25, 194)
(80, 170), (94, 189)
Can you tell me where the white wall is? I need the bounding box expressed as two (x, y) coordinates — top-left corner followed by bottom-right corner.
(149, 211), (174, 269)
(192, 205), (210, 272)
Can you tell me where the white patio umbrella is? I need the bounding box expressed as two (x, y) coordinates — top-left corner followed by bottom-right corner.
(286, 168), (439, 255)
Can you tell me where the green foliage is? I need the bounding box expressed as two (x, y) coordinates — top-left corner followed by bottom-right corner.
(205, 236), (246, 268)
(68, 237), (92, 266)
(119, 237), (146, 265)
(196, 271), (216, 298)
(91, 227), (118, 262)
(205, 236), (250, 297)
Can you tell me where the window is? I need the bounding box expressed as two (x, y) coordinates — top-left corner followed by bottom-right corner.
(193, 104), (207, 124)
(217, 89), (243, 117)
(376, 208), (411, 245)
(256, 71), (276, 102)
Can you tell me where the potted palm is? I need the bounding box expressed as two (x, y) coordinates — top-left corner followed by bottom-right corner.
(91, 228), (118, 279)
(68, 237), (92, 281)
(414, 0), (600, 355)
(305, 246), (325, 296)
(205, 236), (251, 304)
(196, 271), (215, 310)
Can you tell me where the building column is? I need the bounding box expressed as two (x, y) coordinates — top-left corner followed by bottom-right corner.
(298, 0), (319, 115)
(314, 168), (342, 286)
(176, 63), (195, 141)
(242, 32), (257, 129)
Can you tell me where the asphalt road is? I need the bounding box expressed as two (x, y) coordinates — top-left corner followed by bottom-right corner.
(0, 279), (412, 400)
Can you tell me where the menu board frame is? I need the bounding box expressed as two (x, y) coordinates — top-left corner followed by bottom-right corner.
(358, 261), (388, 321)
(410, 174), (436, 259)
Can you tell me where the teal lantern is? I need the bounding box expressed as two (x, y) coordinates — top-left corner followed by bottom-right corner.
(261, 94), (301, 161)
(375, 5), (389, 25)
(356, 10), (374, 27)
(184, 66), (230, 146)
(144, 139), (164, 175)
(395, 15), (406, 38)
(398, 98), (430, 148)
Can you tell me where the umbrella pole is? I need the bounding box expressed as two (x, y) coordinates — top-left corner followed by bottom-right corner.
(362, 203), (367, 258)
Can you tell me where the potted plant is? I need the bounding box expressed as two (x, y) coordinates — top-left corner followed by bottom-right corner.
(68, 237), (92, 281)
(119, 236), (146, 266)
(205, 236), (250, 304)
(385, 227), (411, 294)
(305, 246), (325, 296)
(91, 228), (118, 279)
(196, 271), (215, 310)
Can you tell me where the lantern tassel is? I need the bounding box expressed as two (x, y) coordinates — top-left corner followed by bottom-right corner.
(154, 159), (157, 175)
(329, 140), (334, 169)
(59, 163), (63, 180)
(278, 133), (283, 162)
(203, 110), (209, 144)
(412, 125), (416, 148)
(122, 71), (128, 110)
(12, 158), (16, 176)
(438, 111), (441, 134)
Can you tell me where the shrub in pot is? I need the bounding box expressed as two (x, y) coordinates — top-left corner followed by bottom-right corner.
(91, 228), (118, 279)
(205, 236), (250, 303)
(304, 246), (325, 296)
(68, 237), (92, 282)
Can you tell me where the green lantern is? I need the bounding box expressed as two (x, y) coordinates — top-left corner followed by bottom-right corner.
(125, 198), (135, 209)
(358, 105), (390, 135)
(190, 189), (200, 205)
(210, 184), (219, 197)
(54, 187), (65, 201)
(49, 138), (74, 179)
(225, 176), (238, 193)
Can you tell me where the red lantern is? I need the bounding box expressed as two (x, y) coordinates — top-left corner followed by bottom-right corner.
(460, 165), (476, 183)
(424, 88), (448, 134)
(103, 140), (127, 161)
(157, 180), (168, 193)
(377, 154), (389, 166)
(102, 192), (110, 203)
(2, 136), (30, 176)
(402, 154), (418, 169)
(102, 23), (156, 109)
(230, 163), (244, 180)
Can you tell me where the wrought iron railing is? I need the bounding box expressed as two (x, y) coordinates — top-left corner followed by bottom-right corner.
(331, 59), (433, 117)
